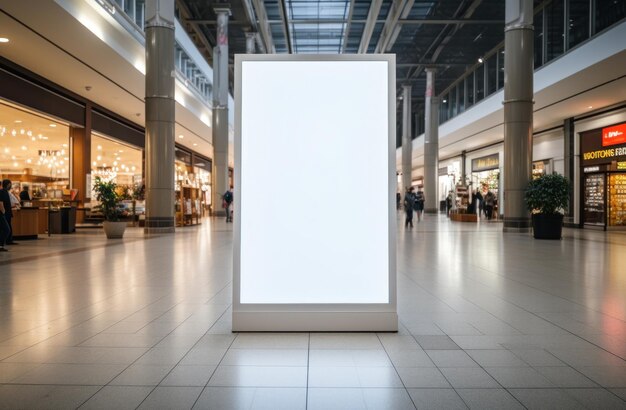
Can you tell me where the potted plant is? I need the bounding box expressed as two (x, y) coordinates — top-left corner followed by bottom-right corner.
(93, 177), (126, 239)
(524, 173), (569, 239)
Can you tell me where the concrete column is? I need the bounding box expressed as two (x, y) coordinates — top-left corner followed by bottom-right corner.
(211, 7), (231, 217)
(144, 0), (175, 233)
(245, 32), (256, 54)
(401, 85), (412, 196)
(563, 117), (575, 225)
(503, 0), (534, 231)
(424, 68), (439, 213)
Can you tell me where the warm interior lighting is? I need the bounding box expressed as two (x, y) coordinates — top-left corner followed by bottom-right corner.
(0, 38), (9, 43)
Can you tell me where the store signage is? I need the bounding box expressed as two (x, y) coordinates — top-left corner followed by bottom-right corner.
(584, 166), (600, 173)
(582, 147), (626, 162)
(618, 162), (626, 170)
(438, 167), (448, 176)
(602, 124), (626, 147)
(471, 153), (499, 172)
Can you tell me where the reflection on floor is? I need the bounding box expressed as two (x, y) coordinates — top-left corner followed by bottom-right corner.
(1, 215), (626, 409)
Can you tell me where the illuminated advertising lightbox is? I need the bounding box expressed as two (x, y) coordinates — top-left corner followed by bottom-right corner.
(603, 123), (626, 147)
(233, 55), (397, 331)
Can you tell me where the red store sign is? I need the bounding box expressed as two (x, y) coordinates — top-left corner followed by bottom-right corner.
(602, 123), (626, 147)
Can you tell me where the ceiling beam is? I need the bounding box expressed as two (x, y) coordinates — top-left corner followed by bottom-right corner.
(240, 0), (267, 53)
(375, 0), (414, 53)
(340, 0), (356, 53)
(186, 19), (503, 25)
(277, 0), (293, 53)
(175, 0), (213, 59)
(358, 0), (383, 53)
(250, 0), (276, 53)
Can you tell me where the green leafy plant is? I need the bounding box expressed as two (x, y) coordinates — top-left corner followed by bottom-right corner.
(93, 177), (123, 221)
(524, 173), (569, 215)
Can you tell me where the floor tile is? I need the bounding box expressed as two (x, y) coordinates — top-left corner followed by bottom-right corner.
(509, 349), (566, 366)
(160, 365), (217, 386)
(574, 366), (626, 388)
(230, 334), (309, 349)
(11, 363), (125, 385)
(534, 366), (598, 388)
(109, 364), (175, 386)
(439, 367), (500, 388)
(508, 389), (585, 410)
(413, 335), (461, 350)
(308, 349), (392, 367)
(221, 349), (308, 366)
(407, 388), (468, 410)
(466, 349), (528, 367)
(137, 386), (202, 410)
(208, 366), (307, 387)
(395, 367), (451, 388)
(425, 350), (479, 367)
(484, 366), (555, 388)
(564, 388), (626, 409)
(80, 386), (153, 410)
(309, 333), (383, 349)
(455, 388), (525, 410)
(386, 349), (435, 368)
(0, 385), (100, 410)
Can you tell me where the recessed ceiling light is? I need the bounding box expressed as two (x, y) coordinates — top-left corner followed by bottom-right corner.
(49, 124), (57, 127)
(14, 120), (22, 123)
(0, 38), (9, 43)
(193, 143), (197, 146)
(478, 57), (484, 63)
(178, 135), (184, 139)
(588, 106), (593, 109)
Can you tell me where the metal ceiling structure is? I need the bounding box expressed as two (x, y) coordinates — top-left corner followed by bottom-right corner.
(176, 0), (523, 134)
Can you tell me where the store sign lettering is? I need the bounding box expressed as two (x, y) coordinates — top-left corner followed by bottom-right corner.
(618, 162), (626, 170)
(472, 154), (499, 172)
(584, 166), (600, 173)
(583, 147), (626, 161)
(602, 124), (626, 147)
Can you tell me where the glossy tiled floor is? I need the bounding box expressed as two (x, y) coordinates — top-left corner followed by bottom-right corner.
(1, 216), (626, 409)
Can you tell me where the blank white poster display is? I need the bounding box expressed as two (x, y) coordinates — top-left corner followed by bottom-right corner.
(233, 55), (397, 331)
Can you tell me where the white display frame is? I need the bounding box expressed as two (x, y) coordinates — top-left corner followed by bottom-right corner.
(233, 54), (397, 332)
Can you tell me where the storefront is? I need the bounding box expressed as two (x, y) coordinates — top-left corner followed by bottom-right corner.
(174, 146), (213, 226)
(438, 160), (462, 212)
(471, 153), (500, 198)
(532, 159), (553, 179)
(580, 122), (626, 229)
(0, 101), (71, 199)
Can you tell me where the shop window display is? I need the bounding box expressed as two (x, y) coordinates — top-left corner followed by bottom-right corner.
(0, 102), (69, 199)
(608, 174), (626, 227)
(90, 134), (144, 223)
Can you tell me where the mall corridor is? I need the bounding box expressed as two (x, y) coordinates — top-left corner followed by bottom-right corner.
(0, 217), (625, 409)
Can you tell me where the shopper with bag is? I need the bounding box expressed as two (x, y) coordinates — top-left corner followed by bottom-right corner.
(222, 188), (233, 223)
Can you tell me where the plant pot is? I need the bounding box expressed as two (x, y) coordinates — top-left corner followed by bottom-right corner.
(103, 221), (127, 239)
(532, 213), (563, 240)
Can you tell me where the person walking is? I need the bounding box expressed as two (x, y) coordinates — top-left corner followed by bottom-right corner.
(475, 188), (483, 217)
(0, 179), (12, 252)
(222, 188), (233, 223)
(404, 187), (415, 228)
(484, 190), (495, 220)
(0, 180), (17, 245)
(414, 188), (425, 222)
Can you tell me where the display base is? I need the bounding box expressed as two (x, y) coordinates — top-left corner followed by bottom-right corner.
(233, 311), (398, 332)
(450, 212), (477, 222)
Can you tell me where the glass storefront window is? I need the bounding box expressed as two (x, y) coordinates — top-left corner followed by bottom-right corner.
(534, 9), (544, 68)
(91, 134), (143, 186)
(450, 87), (457, 118)
(595, 0), (626, 34)
(568, 0), (590, 49)
(546, 0), (565, 62)
(486, 54), (497, 96)
(0, 101), (70, 199)
(466, 73), (474, 108)
(497, 49), (504, 90)
(458, 82), (465, 114)
(440, 94), (449, 123)
(475, 64), (485, 102)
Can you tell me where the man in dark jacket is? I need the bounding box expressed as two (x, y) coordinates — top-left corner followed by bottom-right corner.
(223, 188), (234, 222)
(0, 179), (15, 249)
(404, 187), (415, 228)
